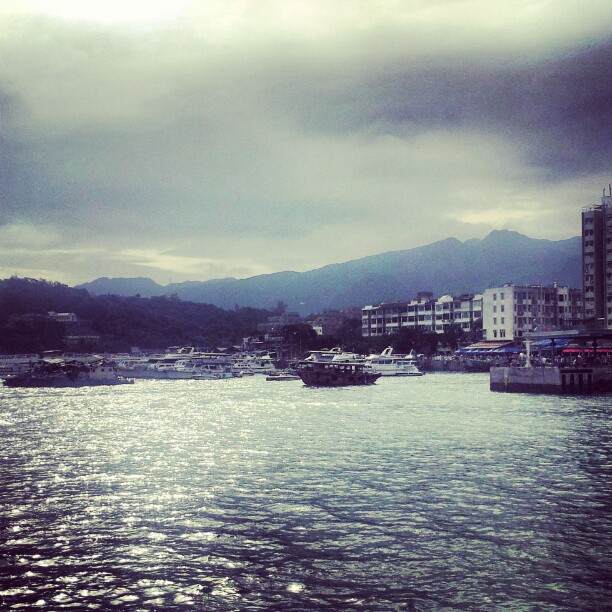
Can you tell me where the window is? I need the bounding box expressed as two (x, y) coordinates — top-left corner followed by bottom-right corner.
(493, 294), (497, 300)
(501, 317), (505, 324)
(501, 293), (505, 300)
(500, 330), (506, 338)
(501, 305), (505, 312)
(493, 305), (497, 313)
(493, 317), (497, 324)
(493, 330), (498, 338)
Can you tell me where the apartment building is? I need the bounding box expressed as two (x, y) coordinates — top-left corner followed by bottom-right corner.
(362, 292), (482, 337)
(582, 187), (612, 329)
(482, 284), (583, 340)
(435, 294), (483, 333)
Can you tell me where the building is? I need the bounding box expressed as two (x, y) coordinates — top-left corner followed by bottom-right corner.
(482, 284), (583, 340)
(362, 296), (435, 337)
(362, 293), (482, 337)
(434, 294), (483, 334)
(310, 310), (348, 336)
(257, 312), (302, 336)
(582, 186), (612, 329)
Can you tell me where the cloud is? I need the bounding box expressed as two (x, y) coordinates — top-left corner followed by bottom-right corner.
(0, 1), (610, 284)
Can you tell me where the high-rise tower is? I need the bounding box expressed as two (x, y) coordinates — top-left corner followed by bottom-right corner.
(582, 186), (612, 329)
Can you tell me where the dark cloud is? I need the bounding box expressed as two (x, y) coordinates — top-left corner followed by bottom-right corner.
(0, 5), (610, 283)
(272, 43), (612, 177)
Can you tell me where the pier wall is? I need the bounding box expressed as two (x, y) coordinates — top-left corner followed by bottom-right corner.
(491, 366), (612, 394)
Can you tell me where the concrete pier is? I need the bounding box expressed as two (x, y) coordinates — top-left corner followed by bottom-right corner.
(490, 366), (612, 394)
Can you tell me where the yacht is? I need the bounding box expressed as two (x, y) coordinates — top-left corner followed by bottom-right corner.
(116, 347), (237, 379)
(232, 353), (277, 374)
(365, 347), (423, 377)
(304, 348), (363, 363)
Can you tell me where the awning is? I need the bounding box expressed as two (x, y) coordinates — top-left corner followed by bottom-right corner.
(531, 338), (573, 348)
(563, 347), (612, 354)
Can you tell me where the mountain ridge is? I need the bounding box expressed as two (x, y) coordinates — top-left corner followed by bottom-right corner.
(76, 231), (582, 314)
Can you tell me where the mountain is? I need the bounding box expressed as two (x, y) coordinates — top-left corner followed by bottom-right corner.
(77, 231), (582, 314)
(77, 276), (164, 298)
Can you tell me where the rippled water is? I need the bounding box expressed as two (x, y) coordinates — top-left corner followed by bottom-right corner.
(1, 373), (610, 610)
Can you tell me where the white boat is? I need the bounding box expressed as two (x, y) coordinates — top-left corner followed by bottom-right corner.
(266, 369), (301, 381)
(365, 347), (423, 376)
(232, 353), (277, 374)
(116, 347), (237, 379)
(0, 354), (39, 379)
(304, 348), (363, 363)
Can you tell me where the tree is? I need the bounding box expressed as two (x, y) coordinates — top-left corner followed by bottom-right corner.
(281, 323), (317, 348)
(440, 324), (465, 351)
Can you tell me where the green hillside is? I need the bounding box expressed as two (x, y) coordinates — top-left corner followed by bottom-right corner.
(0, 277), (272, 353)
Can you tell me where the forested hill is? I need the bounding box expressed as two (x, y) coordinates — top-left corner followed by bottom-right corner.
(0, 277), (272, 353)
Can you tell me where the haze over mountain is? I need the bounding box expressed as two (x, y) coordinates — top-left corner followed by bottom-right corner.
(77, 231), (581, 315)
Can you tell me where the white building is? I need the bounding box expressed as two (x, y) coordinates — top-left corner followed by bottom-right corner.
(362, 293), (482, 337)
(482, 284), (583, 340)
(434, 294), (483, 333)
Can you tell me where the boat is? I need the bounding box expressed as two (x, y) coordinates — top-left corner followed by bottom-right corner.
(0, 354), (39, 379)
(365, 347), (423, 376)
(304, 348), (363, 363)
(463, 358), (492, 372)
(116, 347), (239, 379)
(297, 360), (381, 386)
(232, 353), (277, 374)
(265, 369), (301, 381)
(3, 358), (134, 387)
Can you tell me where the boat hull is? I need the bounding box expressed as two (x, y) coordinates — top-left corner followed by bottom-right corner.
(3, 375), (134, 388)
(297, 362), (381, 387)
(117, 368), (234, 380)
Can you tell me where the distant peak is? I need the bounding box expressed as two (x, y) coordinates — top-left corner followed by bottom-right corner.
(463, 230), (536, 246)
(482, 230), (529, 241)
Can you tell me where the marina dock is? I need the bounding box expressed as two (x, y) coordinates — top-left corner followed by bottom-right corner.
(490, 329), (612, 394)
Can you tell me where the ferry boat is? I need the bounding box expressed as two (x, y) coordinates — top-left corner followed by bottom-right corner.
(297, 360), (381, 386)
(3, 358), (134, 387)
(365, 347), (423, 377)
(0, 354), (39, 379)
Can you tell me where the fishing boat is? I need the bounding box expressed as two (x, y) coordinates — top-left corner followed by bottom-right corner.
(297, 360), (381, 387)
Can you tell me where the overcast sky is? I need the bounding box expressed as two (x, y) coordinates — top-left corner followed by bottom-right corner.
(0, 1), (610, 285)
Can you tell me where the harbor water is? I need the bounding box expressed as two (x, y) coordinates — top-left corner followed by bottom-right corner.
(1, 373), (610, 609)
